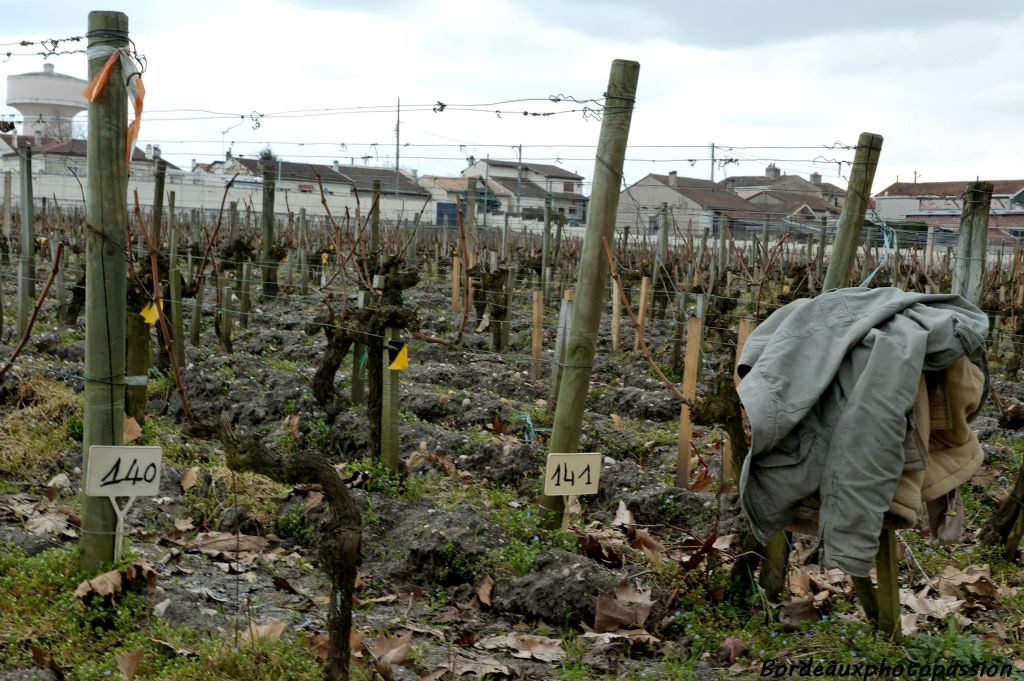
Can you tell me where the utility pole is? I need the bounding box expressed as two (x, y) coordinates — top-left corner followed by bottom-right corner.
(821, 133), (883, 290)
(81, 10), (129, 572)
(952, 181), (993, 305)
(539, 59), (640, 522)
(17, 145), (34, 336)
(395, 97), (400, 198)
(516, 144), (523, 215)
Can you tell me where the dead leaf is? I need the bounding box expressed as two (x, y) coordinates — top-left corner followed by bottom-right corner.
(191, 531), (268, 555)
(123, 415), (142, 443)
(174, 517), (195, 532)
(303, 490), (324, 513)
(899, 588), (964, 619)
(934, 565), (999, 604)
(610, 414), (624, 427)
(29, 645), (66, 680)
(593, 580), (653, 633)
(714, 637), (746, 666)
(477, 633), (564, 663)
(688, 465), (714, 492)
(240, 620), (287, 643)
(149, 638), (196, 658)
(286, 413), (300, 437)
(611, 500), (635, 528)
(180, 466), (199, 492)
(630, 529), (667, 564)
(901, 613), (921, 636)
(307, 633), (329, 661)
(476, 575), (494, 607)
(418, 669), (448, 681)
(448, 658), (511, 677)
(711, 534), (738, 551)
(116, 648), (143, 681)
(779, 598), (819, 631)
(372, 630), (413, 679)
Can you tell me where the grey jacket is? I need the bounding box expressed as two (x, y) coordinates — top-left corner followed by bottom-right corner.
(736, 287), (988, 577)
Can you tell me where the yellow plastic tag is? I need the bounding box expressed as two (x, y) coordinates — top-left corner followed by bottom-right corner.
(387, 340), (408, 370)
(140, 299), (161, 325)
(321, 252), (328, 265)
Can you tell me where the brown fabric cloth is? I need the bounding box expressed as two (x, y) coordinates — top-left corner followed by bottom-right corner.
(789, 355), (984, 541)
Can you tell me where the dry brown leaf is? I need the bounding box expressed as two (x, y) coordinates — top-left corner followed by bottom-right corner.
(477, 633), (564, 663)
(630, 529), (667, 564)
(240, 620), (287, 643)
(476, 575), (494, 607)
(307, 633), (329, 661)
(180, 466), (199, 492)
(711, 534), (738, 551)
(124, 415), (142, 443)
(75, 569), (122, 600)
(449, 658), (511, 677)
(610, 413), (624, 427)
(191, 531), (269, 555)
(779, 598), (819, 631)
(303, 490), (324, 513)
(355, 594), (399, 605)
(174, 517), (195, 532)
(688, 466), (714, 492)
(714, 637), (746, 666)
(935, 564), (999, 603)
(285, 413), (301, 437)
(372, 629), (413, 668)
(901, 613), (921, 636)
(593, 580), (653, 633)
(580, 626), (661, 648)
(418, 669), (448, 681)
(899, 588), (964, 619)
(787, 567), (812, 598)
(116, 648), (143, 681)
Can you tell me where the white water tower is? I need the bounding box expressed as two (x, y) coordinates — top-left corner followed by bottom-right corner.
(6, 63), (87, 139)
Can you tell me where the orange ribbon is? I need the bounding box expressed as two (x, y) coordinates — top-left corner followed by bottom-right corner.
(82, 48), (146, 167)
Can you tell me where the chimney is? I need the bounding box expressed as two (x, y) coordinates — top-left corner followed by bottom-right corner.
(766, 163), (781, 179)
(225, 149), (232, 160)
(43, 63), (55, 75)
(191, 158), (197, 171)
(810, 172), (821, 186)
(145, 143), (153, 160)
(33, 130), (41, 147)
(668, 170), (678, 188)
(152, 145), (161, 159)
(332, 160), (340, 172)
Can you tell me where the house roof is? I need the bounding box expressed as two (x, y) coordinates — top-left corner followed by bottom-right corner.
(476, 158), (583, 180)
(876, 180), (1024, 197)
(719, 173), (844, 198)
(746, 190), (839, 214)
(234, 157), (428, 196)
(648, 174), (761, 217)
(421, 175), (511, 196)
(0, 134), (180, 168)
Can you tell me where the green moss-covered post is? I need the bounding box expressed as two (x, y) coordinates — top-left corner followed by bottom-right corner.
(539, 59), (640, 522)
(168, 193), (184, 369)
(81, 10), (129, 572)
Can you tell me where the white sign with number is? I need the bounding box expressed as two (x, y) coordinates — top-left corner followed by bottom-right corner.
(86, 446), (163, 497)
(543, 452), (602, 496)
(86, 446), (163, 561)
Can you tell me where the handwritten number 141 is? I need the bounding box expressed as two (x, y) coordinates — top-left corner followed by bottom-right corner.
(549, 462), (592, 488)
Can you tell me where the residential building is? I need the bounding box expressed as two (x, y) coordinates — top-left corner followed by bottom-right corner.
(744, 189), (840, 227)
(720, 164), (845, 208)
(873, 179), (1024, 231)
(418, 175), (510, 226)
(617, 171), (764, 236)
(461, 158), (587, 223)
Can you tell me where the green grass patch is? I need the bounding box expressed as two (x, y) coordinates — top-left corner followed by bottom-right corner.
(0, 375), (81, 481)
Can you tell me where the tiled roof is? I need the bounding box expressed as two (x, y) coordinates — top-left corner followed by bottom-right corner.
(747, 190), (839, 214)
(420, 176), (511, 196)
(478, 159), (583, 180)
(234, 158), (427, 196)
(876, 180), (1024, 197)
(0, 134), (178, 167)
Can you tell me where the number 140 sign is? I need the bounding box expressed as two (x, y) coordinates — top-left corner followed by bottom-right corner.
(543, 453), (602, 496)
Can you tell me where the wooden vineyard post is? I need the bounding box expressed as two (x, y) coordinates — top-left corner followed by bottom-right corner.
(451, 254), (462, 312)
(532, 290), (543, 380)
(726, 317), (757, 485)
(676, 314), (703, 488)
(81, 10), (129, 572)
(822, 133), (883, 290)
(17, 145), (33, 336)
(168, 204), (185, 369)
(239, 260), (251, 328)
(542, 196), (552, 304)
(381, 327), (400, 474)
(218, 277), (232, 351)
(633, 275), (650, 351)
(2, 170), (10, 267)
(259, 159), (277, 299)
(548, 288), (575, 408)
(540, 59), (640, 523)
(611, 283), (620, 351)
(952, 181), (993, 304)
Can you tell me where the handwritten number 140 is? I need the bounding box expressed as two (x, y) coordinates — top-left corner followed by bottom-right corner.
(100, 457), (157, 487)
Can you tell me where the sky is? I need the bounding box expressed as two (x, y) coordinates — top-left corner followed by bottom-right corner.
(1, 0), (1022, 194)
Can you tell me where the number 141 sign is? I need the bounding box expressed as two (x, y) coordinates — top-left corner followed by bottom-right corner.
(543, 453), (602, 496)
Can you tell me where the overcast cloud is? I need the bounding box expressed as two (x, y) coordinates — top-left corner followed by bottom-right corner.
(1, 0), (1022, 192)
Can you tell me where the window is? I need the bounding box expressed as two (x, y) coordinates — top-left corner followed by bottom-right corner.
(563, 181), (575, 193)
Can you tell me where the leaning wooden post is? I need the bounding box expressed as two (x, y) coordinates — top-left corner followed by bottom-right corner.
(450, 253), (462, 311)
(189, 211), (204, 346)
(219, 277), (232, 351)
(465, 178), (478, 268)
(81, 10), (129, 572)
(18, 145), (34, 336)
(611, 282), (621, 351)
(540, 59), (639, 522)
(821, 133), (883, 290)
(952, 181), (993, 303)
(239, 261), (251, 329)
